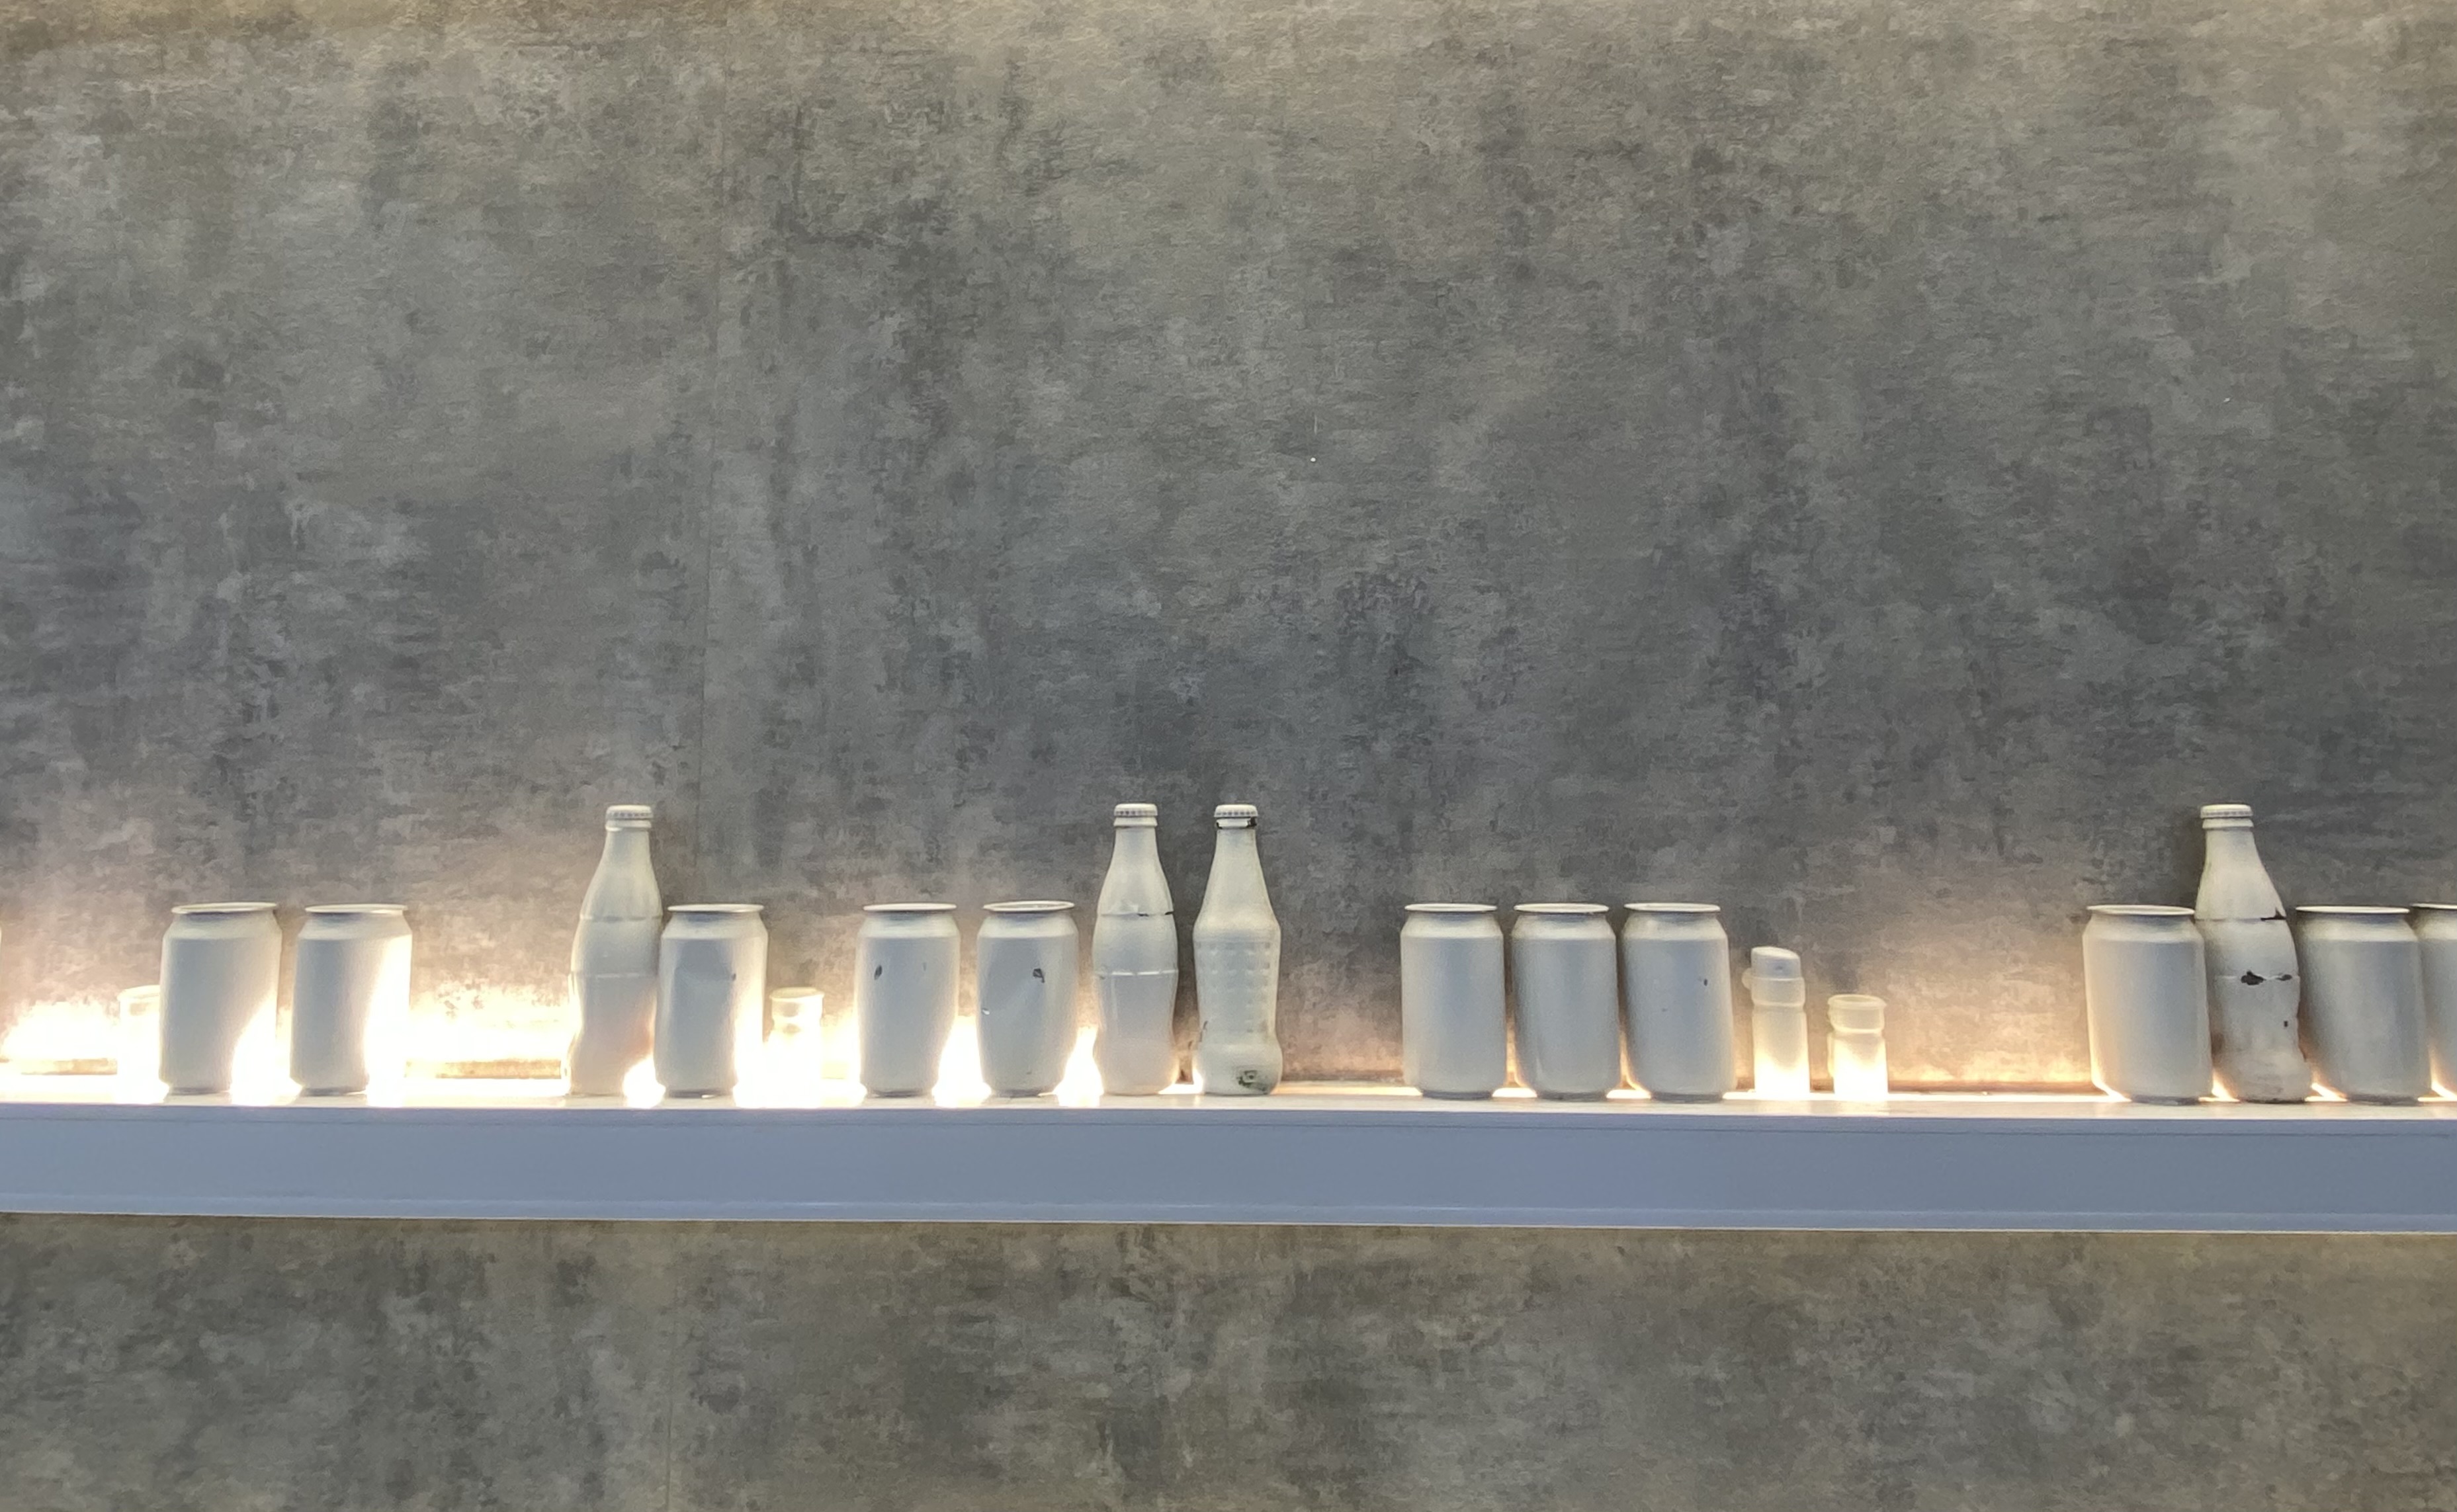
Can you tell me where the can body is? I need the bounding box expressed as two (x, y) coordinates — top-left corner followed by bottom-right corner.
(1401, 905), (1506, 1098)
(857, 904), (962, 1097)
(654, 905), (767, 1097)
(977, 902), (1080, 1097)
(2298, 907), (2429, 1103)
(1510, 905), (1621, 1099)
(2083, 905), (2213, 1103)
(159, 904), (282, 1095)
(1619, 904), (1736, 1101)
(290, 905), (411, 1094)
(2411, 905), (2457, 1096)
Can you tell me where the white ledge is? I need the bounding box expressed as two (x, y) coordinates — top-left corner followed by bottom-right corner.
(0, 1082), (2451, 1232)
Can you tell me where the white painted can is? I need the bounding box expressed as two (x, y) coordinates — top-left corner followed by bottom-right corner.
(290, 905), (411, 1095)
(1619, 903), (1736, 1101)
(568, 804), (662, 1097)
(2296, 906), (2430, 1104)
(2083, 905), (2212, 1103)
(1092, 803), (1180, 1095)
(857, 903), (962, 1097)
(159, 903), (282, 1096)
(654, 905), (767, 1097)
(1509, 904), (1621, 1099)
(977, 901), (1080, 1097)
(2412, 903), (2457, 1097)
(1401, 904), (1506, 1099)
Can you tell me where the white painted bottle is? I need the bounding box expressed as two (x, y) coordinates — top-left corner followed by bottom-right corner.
(977, 901), (1079, 1097)
(1743, 946), (1810, 1098)
(289, 904), (411, 1095)
(2193, 803), (2311, 1103)
(2295, 906), (2429, 1103)
(1092, 803), (1180, 1094)
(158, 903), (282, 1095)
(2083, 905), (2212, 1103)
(1619, 903), (1737, 1101)
(1510, 903), (1622, 1099)
(1193, 803), (1282, 1095)
(1401, 904), (1506, 1098)
(2411, 903), (2457, 1096)
(654, 905), (767, 1097)
(567, 804), (663, 1096)
(857, 903), (962, 1097)
(1827, 993), (1891, 1100)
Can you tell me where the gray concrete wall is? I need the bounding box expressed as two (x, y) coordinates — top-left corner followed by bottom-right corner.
(1, 0), (2453, 1081)
(0, 1215), (2448, 1510)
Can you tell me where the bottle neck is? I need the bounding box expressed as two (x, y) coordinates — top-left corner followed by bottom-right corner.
(1204, 825), (1270, 910)
(601, 827), (652, 867)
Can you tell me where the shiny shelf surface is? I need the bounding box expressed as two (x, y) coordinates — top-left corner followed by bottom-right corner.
(0, 1077), (2450, 1231)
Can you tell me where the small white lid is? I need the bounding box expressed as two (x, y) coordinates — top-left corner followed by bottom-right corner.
(1215, 803), (1258, 827)
(985, 900), (1076, 913)
(605, 804), (654, 828)
(1113, 802), (1158, 825)
(1747, 946), (1802, 980)
(1828, 993), (1886, 1032)
(2199, 802), (2254, 827)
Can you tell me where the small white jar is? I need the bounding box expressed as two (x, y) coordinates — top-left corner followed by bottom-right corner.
(976, 901), (1080, 1097)
(1827, 993), (1890, 1100)
(654, 905), (767, 1097)
(2410, 903), (2457, 1096)
(290, 904), (412, 1095)
(2296, 906), (2429, 1104)
(1509, 904), (1621, 1099)
(857, 903), (962, 1097)
(1619, 903), (1736, 1101)
(159, 903), (282, 1096)
(1401, 904), (1506, 1098)
(2082, 905), (2212, 1103)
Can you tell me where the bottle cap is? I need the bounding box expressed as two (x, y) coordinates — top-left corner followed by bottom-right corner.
(1215, 803), (1258, 827)
(1743, 947), (1805, 1008)
(1113, 802), (1158, 827)
(1828, 993), (1886, 1033)
(2199, 803), (2254, 827)
(1748, 946), (1802, 980)
(606, 804), (654, 829)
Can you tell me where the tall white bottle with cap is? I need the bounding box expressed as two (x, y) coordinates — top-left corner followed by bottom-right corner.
(2193, 802), (2312, 1103)
(1093, 803), (1180, 1095)
(568, 804), (664, 1095)
(1193, 802), (1282, 1095)
(1743, 946), (1810, 1098)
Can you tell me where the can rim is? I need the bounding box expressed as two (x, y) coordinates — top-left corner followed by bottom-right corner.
(984, 900), (1076, 913)
(2086, 904), (2196, 917)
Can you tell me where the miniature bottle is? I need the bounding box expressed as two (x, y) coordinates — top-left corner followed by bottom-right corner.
(1092, 803), (1180, 1094)
(1743, 946), (1809, 1098)
(2193, 803), (2312, 1102)
(567, 804), (664, 1095)
(1192, 803), (1282, 1095)
(1827, 993), (1890, 1100)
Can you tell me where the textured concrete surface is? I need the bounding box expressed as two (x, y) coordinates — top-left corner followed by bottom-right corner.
(0, 0), (2453, 1081)
(0, 1216), (2450, 1510)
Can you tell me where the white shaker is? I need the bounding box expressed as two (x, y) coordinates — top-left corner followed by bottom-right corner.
(1743, 946), (1809, 1098)
(1192, 803), (1282, 1095)
(159, 903), (282, 1096)
(1509, 903), (1622, 1099)
(976, 901), (1080, 1097)
(289, 904), (411, 1095)
(856, 903), (962, 1097)
(654, 904), (767, 1097)
(567, 804), (663, 1096)
(2082, 905), (2212, 1103)
(1092, 803), (1180, 1094)
(2296, 906), (2429, 1103)
(1619, 903), (1737, 1101)
(1400, 903), (1506, 1099)
(2413, 903), (2457, 1096)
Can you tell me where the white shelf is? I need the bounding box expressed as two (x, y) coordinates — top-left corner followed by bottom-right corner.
(1, 1080), (2452, 1231)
